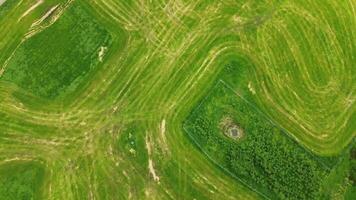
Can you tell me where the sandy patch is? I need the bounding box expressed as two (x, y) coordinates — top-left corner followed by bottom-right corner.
(248, 82), (256, 94)
(145, 134), (160, 183)
(98, 46), (107, 62)
(159, 119), (170, 153)
(24, 0), (75, 40)
(160, 119), (166, 134)
(31, 4), (59, 27)
(0, 0), (7, 7)
(18, 0), (44, 22)
(148, 159), (160, 182)
(0, 156), (36, 164)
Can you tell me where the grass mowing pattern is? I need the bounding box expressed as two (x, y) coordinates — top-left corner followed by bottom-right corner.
(0, 0), (354, 199)
(240, 0), (355, 155)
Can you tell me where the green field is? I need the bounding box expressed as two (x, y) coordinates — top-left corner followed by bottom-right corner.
(0, 0), (354, 199)
(2, 2), (112, 99)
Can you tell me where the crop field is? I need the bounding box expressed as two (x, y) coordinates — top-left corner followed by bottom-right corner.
(0, 0), (355, 199)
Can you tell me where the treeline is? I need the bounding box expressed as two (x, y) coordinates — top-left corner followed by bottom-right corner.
(184, 84), (327, 200)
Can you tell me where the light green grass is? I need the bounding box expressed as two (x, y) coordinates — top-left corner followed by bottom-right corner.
(237, 0), (355, 155)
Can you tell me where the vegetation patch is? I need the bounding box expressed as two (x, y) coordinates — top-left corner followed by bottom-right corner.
(1, 1), (112, 99)
(0, 161), (46, 200)
(0, 0), (20, 18)
(184, 81), (330, 199)
(183, 58), (340, 199)
(346, 143), (356, 199)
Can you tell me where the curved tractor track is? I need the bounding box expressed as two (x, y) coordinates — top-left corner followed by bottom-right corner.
(0, 0), (354, 199)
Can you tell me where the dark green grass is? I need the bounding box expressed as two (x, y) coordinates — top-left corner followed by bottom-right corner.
(0, 161), (46, 200)
(2, 1), (111, 100)
(116, 123), (149, 167)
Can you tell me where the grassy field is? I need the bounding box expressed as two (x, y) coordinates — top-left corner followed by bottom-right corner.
(0, 0), (354, 199)
(0, 161), (46, 200)
(2, 1), (112, 99)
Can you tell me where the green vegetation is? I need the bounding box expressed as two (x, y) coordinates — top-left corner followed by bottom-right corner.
(0, 0), (354, 199)
(2, 1), (111, 99)
(320, 142), (356, 199)
(346, 144), (356, 199)
(0, 0), (20, 18)
(0, 161), (46, 200)
(184, 60), (330, 199)
(240, 0), (355, 155)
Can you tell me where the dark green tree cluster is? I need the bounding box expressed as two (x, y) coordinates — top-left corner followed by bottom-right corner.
(184, 84), (327, 200)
